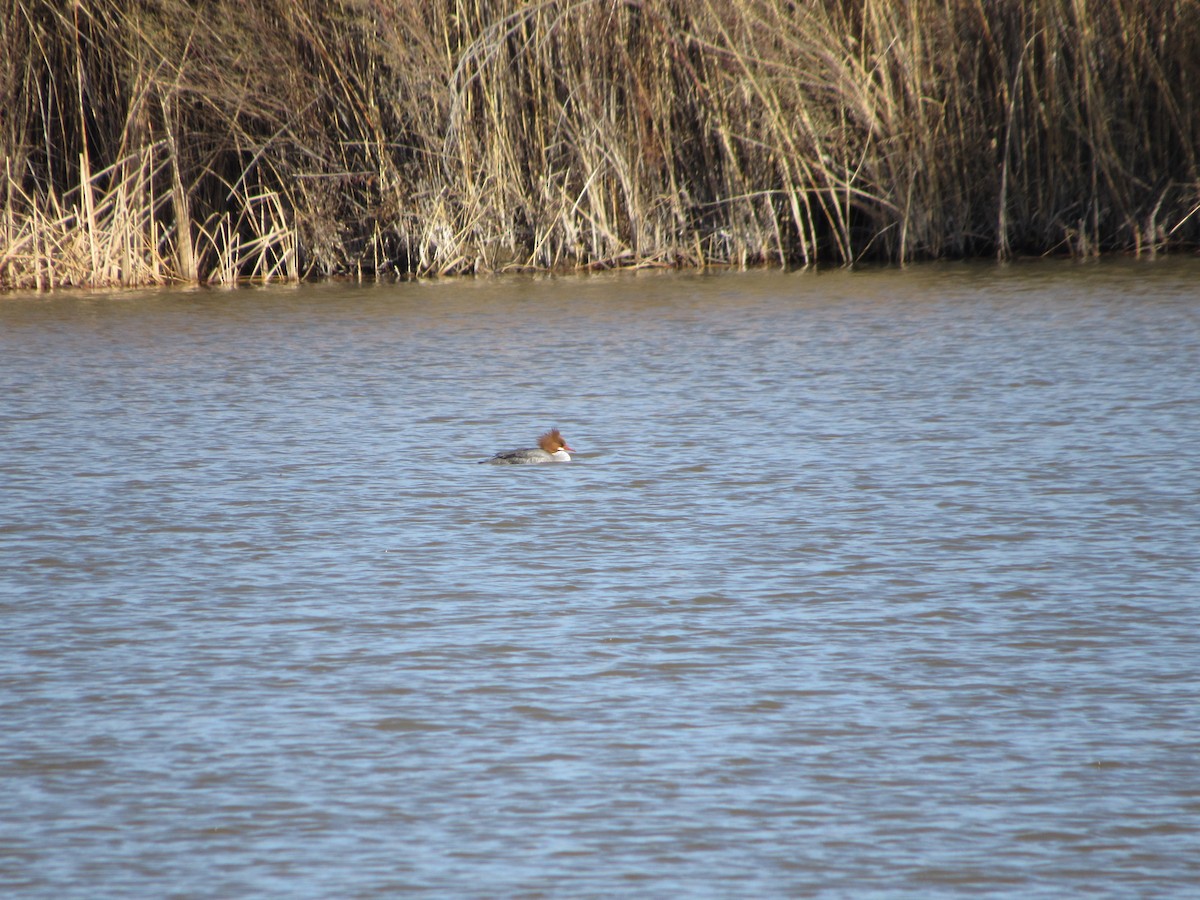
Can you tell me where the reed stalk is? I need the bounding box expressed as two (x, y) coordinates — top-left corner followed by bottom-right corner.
(2, 0), (1198, 290)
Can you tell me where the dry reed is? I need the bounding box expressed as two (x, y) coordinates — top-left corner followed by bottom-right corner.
(3, 0), (1198, 289)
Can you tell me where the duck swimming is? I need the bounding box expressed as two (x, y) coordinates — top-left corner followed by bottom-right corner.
(482, 428), (574, 464)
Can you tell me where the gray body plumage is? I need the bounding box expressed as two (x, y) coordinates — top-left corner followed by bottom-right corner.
(483, 447), (559, 464)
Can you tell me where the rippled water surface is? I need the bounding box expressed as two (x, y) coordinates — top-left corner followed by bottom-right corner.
(2, 261), (1199, 897)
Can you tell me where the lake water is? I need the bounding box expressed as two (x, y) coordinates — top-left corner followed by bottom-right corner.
(1, 260), (1198, 898)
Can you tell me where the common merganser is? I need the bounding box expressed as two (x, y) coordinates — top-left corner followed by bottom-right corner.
(482, 428), (574, 464)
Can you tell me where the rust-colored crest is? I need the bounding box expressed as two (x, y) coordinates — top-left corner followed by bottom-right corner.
(538, 428), (565, 452)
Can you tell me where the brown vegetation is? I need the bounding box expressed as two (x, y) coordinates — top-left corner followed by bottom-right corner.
(3, 0), (1199, 289)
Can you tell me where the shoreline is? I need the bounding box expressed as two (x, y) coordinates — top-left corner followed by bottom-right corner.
(6, 253), (1199, 300)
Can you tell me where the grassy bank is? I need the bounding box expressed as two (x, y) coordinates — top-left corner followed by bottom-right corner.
(3, 0), (1199, 289)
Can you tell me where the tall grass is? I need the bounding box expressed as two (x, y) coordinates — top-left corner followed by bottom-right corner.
(3, 0), (1198, 289)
